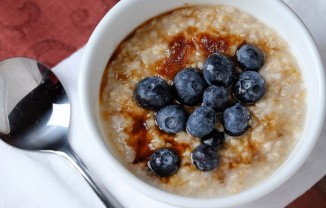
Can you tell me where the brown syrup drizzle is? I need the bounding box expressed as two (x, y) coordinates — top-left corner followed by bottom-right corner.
(195, 33), (230, 57)
(124, 113), (154, 164)
(158, 35), (196, 79)
(126, 111), (190, 165)
(157, 32), (242, 80)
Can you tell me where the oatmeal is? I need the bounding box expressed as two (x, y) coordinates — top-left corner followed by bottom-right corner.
(99, 5), (306, 197)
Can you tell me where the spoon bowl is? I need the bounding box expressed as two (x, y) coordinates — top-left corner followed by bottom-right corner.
(0, 57), (121, 208)
(0, 58), (69, 151)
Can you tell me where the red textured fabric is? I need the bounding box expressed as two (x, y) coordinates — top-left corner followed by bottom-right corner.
(0, 0), (118, 67)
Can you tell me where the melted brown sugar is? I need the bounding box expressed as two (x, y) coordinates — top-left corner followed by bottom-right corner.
(158, 35), (195, 79)
(125, 111), (191, 165)
(157, 32), (243, 79)
(125, 113), (153, 164)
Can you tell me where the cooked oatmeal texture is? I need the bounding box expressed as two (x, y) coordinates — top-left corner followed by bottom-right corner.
(99, 5), (306, 197)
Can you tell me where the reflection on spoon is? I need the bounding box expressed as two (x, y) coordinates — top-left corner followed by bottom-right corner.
(0, 76), (9, 133)
(0, 57), (122, 208)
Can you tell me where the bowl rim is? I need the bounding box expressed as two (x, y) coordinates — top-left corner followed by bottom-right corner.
(79, 0), (326, 207)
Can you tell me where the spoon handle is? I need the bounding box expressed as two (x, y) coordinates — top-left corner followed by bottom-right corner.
(55, 143), (123, 208)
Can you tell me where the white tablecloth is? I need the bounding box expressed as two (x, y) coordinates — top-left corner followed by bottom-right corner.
(1, 0), (325, 207)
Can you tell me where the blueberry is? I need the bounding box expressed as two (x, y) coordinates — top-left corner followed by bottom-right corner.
(155, 105), (187, 134)
(135, 76), (172, 110)
(191, 144), (219, 171)
(203, 85), (228, 112)
(223, 103), (251, 136)
(186, 106), (216, 138)
(236, 44), (264, 71)
(148, 148), (180, 177)
(174, 68), (207, 106)
(233, 71), (266, 105)
(201, 129), (225, 149)
(203, 53), (235, 87)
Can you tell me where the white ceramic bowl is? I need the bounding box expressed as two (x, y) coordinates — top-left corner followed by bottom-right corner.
(79, 0), (325, 207)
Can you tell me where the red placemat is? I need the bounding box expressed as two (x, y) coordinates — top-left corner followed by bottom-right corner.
(0, 0), (118, 67)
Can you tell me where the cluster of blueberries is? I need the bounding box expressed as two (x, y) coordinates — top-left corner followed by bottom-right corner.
(134, 44), (266, 177)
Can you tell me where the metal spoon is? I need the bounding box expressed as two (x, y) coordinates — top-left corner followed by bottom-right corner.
(0, 57), (121, 208)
